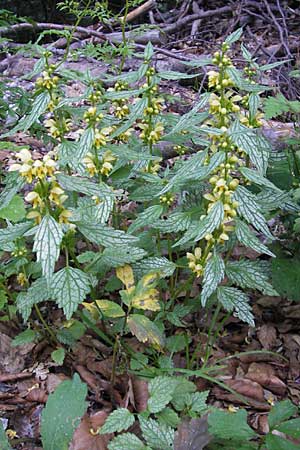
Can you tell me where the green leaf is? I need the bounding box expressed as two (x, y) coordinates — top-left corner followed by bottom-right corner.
(41, 374), (87, 450)
(0, 222), (32, 249)
(148, 376), (178, 413)
(78, 223), (138, 247)
(174, 201), (224, 247)
(208, 409), (256, 441)
(75, 126), (94, 160)
(268, 400), (298, 429)
(33, 215), (63, 283)
(265, 434), (300, 450)
(0, 421), (11, 450)
(6, 91), (50, 135)
(127, 314), (165, 349)
(235, 219), (275, 257)
(271, 257), (300, 302)
(101, 246), (147, 267)
(201, 254), (225, 306)
(248, 93), (259, 119)
(16, 278), (50, 321)
(132, 257), (176, 278)
(217, 286), (255, 326)
(0, 171), (24, 209)
(190, 391), (209, 414)
(171, 378), (196, 411)
(139, 416), (175, 449)
(51, 347), (65, 365)
(52, 268), (91, 319)
(154, 211), (191, 233)
(277, 418), (300, 439)
(156, 407), (180, 428)
(11, 329), (36, 346)
(233, 187), (274, 239)
(158, 70), (201, 80)
(109, 433), (150, 450)
(240, 168), (281, 192)
(264, 94), (290, 119)
(100, 408), (135, 434)
(129, 205), (163, 233)
(95, 300), (125, 318)
(224, 27), (243, 45)
(226, 260), (278, 296)
(0, 195), (26, 222)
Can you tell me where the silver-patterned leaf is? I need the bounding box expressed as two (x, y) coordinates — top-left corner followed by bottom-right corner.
(16, 278), (51, 321)
(129, 205), (163, 233)
(235, 219), (275, 257)
(33, 215), (63, 282)
(100, 408), (135, 434)
(132, 257), (176, 278)
(201, 254), (225, 306)
(217, 286), (255, 326)
(240, 167), (281, 192)
(148, 376), (178, 413)
(139, 416), (175, 449)
(0, 222), (32, 248)
(78, 223), (138, 247)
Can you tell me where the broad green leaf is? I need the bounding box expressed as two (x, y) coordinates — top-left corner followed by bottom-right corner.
(41, 374), (87, 450)
(268, 400), (298, 429)
(158, 70), (201, 80)
(271, 257), (300, 302)
(154, 211), (191, 233)
(0, 222), (32, 248)
(235, 219), (275, 257)
(33, 215), (63, 282)
(101, 246), (147, 267)
(156, 407), (180, 428)
(132, 257), (176, 278)
(264, 94), (290, 119)
(0, 171), (24, 209)
(148, 376), (178, 413)
(78, 223), (138, 247)
(128, 205), (163, 233)
(139, 416), (175, 449)
(0, 195), (26, 222)
(248, 93), (259, 119)
(51, 347), (65, 365)
(265, 433), (300, 450)
(52, 267), (91, 319)
(0, 421), (11, 450)
(127, 314), (165, 348)
(7, 91), (50, 135)
(16, 278), (51, 321)
(201, 254), (225, 306)
(11, 329), (36, 346)
(95, 300), (125, 318)
(108, 433), (149, 450)
(208, 409), (256, 441)
(277, 418), (300, 439)
(224, 27), (243, 45)
(75, 126), (94, 160)
(257, 189), (297, 213)
(100, 408), (135, 434)
(240, 168), (281, 192)
(217, 286), (255, 326)
(233, 187), (274, 239)
(190, 391), (209, 414)
(226, 260), (278, 296)
(171, 378), (196, 411)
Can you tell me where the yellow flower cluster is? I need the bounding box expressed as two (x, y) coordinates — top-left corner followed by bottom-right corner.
(9, 149), (57, 183)
(44, 118), (72, 139)
(108, 82), (130, 119)
(139, 122), (164, 145)
(84, 106), (103, 125)
(160, 192), (174, 206)
(187, 247), (211, 277)
(209, 92), (241, 122)
(94, 127), (113, 149)
(17, 272), (28, 286)
(83, 150), (116, 177)
(36, 70), (59, 91)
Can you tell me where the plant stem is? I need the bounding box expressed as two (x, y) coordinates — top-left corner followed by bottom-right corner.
(34, 304), (58, 345)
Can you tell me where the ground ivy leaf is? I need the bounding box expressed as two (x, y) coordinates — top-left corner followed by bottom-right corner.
(100, 408), (135, 434)
(33, 215), (63, 283)
(139, 416), (175, 449)
(52, 267), (91, 319)
(108, 433), (149, 450)
(148, 376), (178, 413)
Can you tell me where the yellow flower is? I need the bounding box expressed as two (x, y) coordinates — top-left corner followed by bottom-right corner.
(59, 209), (72, 224)
(19, 164), (34, 183)
(32, 160), (46, 179)
(16, 148), (32, 163)
(27, 210), (42, 224)
(44, 159), (57, 177)
(49, 186), (66, 205)
(17, 272), (27, 286)
(25, 191), (43, 209)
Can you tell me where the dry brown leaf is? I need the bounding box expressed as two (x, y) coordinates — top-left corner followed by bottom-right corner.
(257, 325), (277, 350)
(26, 388), (48, 403)
(174, 417), (211, 450)
(213, 378), (270, 410)
(69, 411), (113, 450)
(46, 373), (69, 393)
(0, 332), (35, 374)
(129, 376), (149, 412)
(246, 363), (286, 395)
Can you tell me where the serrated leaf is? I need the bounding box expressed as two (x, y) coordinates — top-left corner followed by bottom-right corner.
(128, 205), (163, 233)
(0, 195), (26, 222)
(33, 215), (63, 283)
(51, 347), (65, 365)
(240, 167), (281, 191)
(157, 408), (180, 428)
(0, 222), (32, 248)
(268, 400), (298, 429)
(108, 433), (149, 450)
(217, 286), (255, 326)
(101, 246), (147, 267)
(0, 171), (24, 209)
(52, 267), (91, 319)
(11, 329), (36, 346)
(235, 219), (275, 257)
(201, 254), (225, 306)
(190, 391), (209, 414)
(248, 93), (259, 119)
(260, 60), (289, 71)
(264, 95), (290, 120)
(154, 211), (191, 233)
(226, 260), (278, 296)
(16, 278), (50, 321)
(95, 300), (125, 318)
(41, 374), (87, 450)
(139, 416), (175, 449)
(78, 223), (138, 247)
(127, 314), (165, 348)
(225, 27), (243, 45)
(148, 376), (178, 413)
(233, 187), (274, 239)
(100, 408), (135, 434)
(265, 433), (300, 450)
(116, 264), (135, 290)
(277, 418), (300, 439)
(75, 126), (94, 160)
(6, 91), (50, 135)
(159, 70), (201, 80)
(171, 378), (196, 411)
(208, 409), (256, 441)
(132, 257), (176, 278)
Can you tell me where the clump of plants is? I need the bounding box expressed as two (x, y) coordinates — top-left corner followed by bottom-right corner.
(0, 7), (299, 448)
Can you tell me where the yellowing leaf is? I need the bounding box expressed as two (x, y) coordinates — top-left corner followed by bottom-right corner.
(127, 314), (165, 349)
(141, 272), (159, 287)
(96, 300), (125, 318)
(131, 288), (160, 311)
(82, 302), (99, 320)
(116, 265), (135, 291)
